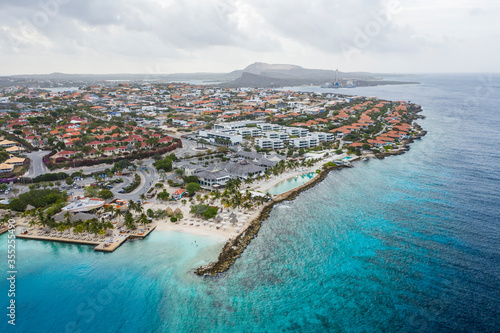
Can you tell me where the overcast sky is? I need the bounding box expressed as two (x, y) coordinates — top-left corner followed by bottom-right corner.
(1, 0), (499, 75)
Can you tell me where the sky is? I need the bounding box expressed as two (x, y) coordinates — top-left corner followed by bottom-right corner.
(0, 0), (499, 75)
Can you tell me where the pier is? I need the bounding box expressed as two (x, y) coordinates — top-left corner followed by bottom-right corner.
(16, 224), (156, 252)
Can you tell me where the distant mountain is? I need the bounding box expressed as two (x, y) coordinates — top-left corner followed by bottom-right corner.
(220, 62), (411, 88)
(223, 72), (325, 88)
(3, 62), (417, 88)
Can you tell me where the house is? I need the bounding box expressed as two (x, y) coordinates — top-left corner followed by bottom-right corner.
(51, 151), (77, 159)
(173, 189), (186, 200)
(0, 163), (14, 173)
(5, 156), (25, 166)
(5, 146), (26, 154)
(0, 140), (16, 148)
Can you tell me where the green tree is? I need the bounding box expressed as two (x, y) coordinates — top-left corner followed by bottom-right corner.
(183, 175), (199, 184)
(98, 189), (114, 200)
(8, 198), (27, 212)
(189, 204), (218, 219)
(84, 186), (99, 198)
(186, 182), (201, 195)
(65, 177), (74, 185)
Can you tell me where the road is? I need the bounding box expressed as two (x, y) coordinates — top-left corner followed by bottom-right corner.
(175, 139), (218, 158)
(23, 139), (194, 179)
(114, 160), (160, 201)
(25, 150), (51, 178)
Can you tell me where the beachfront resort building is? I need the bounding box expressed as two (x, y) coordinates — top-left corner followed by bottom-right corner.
(196, 165), (231, 188)
(61, 197), (106, 213)
(198, 130), (242, 145)
(255, 138), (285, 150)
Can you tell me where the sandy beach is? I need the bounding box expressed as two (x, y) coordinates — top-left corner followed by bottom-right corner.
(141, 200), (262, 241)
(144, 152), (358, 240)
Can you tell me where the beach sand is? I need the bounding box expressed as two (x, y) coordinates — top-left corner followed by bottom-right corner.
(142, 201), (261, 241)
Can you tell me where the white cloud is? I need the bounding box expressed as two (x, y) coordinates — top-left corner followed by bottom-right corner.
(0, 0), (498, 74)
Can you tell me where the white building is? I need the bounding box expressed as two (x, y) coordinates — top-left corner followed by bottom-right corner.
(214, 120), (264, 131)
(263, 131), (289, 141)
(198, 130), (242, 145)
(237, 127), (261, 137)
(291, 137), (318, 148)
(308, 132), (335, 142)
(257, 123), (281, 131)
(281, 126), (309, 137)
(61, 198), (106, 213)
(256, 138), (285, 150)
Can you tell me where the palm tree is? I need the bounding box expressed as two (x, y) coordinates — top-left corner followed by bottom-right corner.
(37, 210), (47, 228)
(114, 206), (124, 223)
(73, 222), (84, 236)
(0, 215), (10, 229)
(104, 220), (114, 231)
(128, 200), (137, 212)
(138, 213), (148, 227)
(134, 201), (144, 215)
(213, 190), (221, 200)
(139, 193), (146, 201)
(64, 211), (72, 225)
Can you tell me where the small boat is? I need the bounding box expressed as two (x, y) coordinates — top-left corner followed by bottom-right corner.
(362, 158), (368, 161)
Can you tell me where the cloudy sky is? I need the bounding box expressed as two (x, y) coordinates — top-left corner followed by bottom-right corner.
(1, 0), (499, 75)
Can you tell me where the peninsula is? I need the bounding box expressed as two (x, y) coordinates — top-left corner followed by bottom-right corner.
(0, 81), (426, 275)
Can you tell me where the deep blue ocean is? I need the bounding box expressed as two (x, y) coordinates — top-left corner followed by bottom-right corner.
(1, 74), (499, 332)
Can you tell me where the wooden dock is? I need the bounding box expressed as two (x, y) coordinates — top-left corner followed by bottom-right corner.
(16, 224), (157, 252)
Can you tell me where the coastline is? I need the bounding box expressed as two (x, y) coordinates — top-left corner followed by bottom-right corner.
(195, 129), (427, 277)
(155, 221), (229, 240)
(195, 163), (346, 276)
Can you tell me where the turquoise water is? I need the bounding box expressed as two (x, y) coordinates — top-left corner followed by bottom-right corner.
(267, 172), (317, 195)
(341, 156), (353, 161)
(1, 74), (499, 332)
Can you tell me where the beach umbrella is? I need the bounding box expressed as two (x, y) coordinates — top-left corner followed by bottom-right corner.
(230, 217), (238, 224)
(174, 208), (182, 215)
(165, 207), (174, 216)
(229, 212), (237, 218)
(215, 216), (223, 222)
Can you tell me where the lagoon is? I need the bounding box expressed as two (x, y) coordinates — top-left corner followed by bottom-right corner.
(268, 172), (317, 195)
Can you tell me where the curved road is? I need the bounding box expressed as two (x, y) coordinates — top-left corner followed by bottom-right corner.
(25, 150), (51, 177)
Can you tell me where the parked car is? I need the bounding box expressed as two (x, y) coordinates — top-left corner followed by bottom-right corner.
(118, 189), (125, 194)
